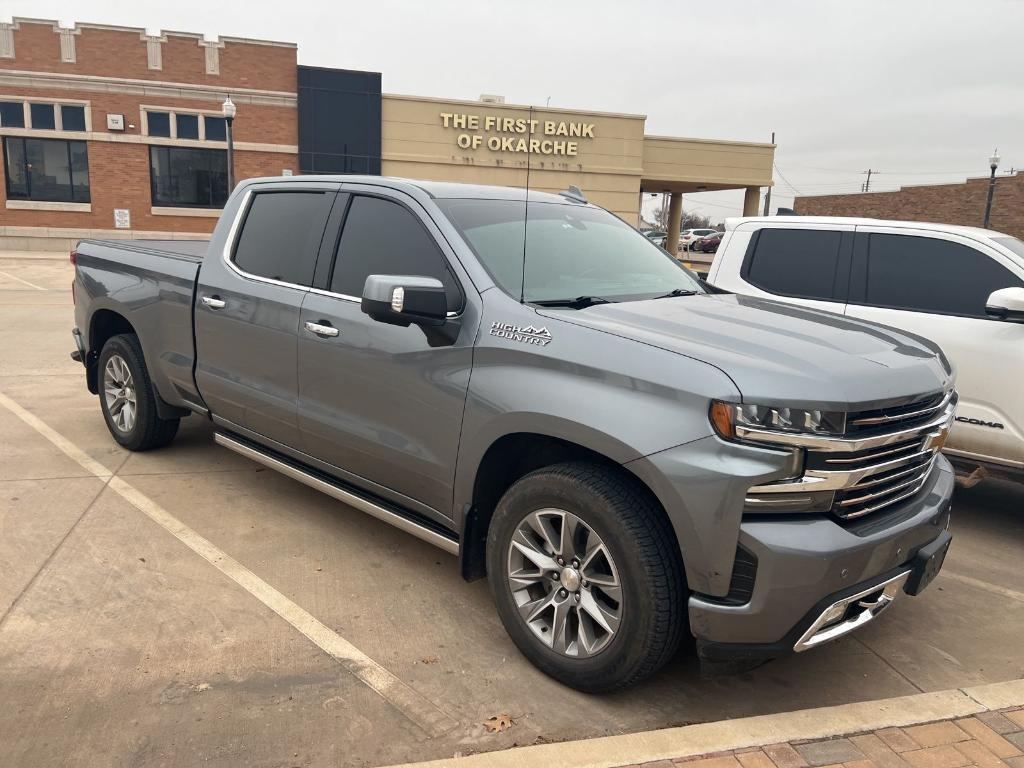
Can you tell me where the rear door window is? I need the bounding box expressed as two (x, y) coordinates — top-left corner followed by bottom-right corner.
(743, 228), (844, 300)
(232, 190), (334, 286)
(862, 233), (1023, 318)
(330, 194), (462, 312)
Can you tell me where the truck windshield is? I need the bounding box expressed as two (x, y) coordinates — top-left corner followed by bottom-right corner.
(437, 199), (705, 304)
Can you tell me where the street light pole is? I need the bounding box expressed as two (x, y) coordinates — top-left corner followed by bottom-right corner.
(222, 97), (237, 193)
(983, 149), (1000, 229)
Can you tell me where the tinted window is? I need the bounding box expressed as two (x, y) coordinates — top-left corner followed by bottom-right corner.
(204, 116), (226, 141)
(61, 105), (86, 131)
(176, 113), (199, 140)
(0, 101), (24, 127)
(149, 147), (228, 208)
(233, 191), (334, 286)
(30, 103), (56, 130)
(745, 228), (843, 300)
(147, 111), (171, 137)
(331, 196), (461, 311)
(3, 137), (90, 202)
(864, 234), (1024, 318)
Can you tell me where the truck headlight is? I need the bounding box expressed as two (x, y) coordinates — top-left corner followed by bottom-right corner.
(710, 400), (846, 440)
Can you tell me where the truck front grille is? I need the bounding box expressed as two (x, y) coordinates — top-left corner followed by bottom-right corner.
(744, 391), (955, 521)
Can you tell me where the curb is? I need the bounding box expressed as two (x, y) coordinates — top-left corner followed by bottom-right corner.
(382, 678), (1024, 768)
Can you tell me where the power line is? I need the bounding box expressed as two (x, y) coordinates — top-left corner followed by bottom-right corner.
(772, 163), (802, 195)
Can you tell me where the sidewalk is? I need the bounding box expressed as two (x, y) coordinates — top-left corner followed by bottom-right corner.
(628, 708), (1024, 768)
(385, 680), (1024, 768)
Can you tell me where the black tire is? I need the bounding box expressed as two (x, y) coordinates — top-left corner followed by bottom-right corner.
(97, 334), (179, 451)
(486, 461), (686, 692)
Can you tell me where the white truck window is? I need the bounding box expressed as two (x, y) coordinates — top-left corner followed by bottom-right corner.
(862, 234), (1023, 318)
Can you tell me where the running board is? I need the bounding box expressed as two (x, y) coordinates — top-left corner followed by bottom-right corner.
(213, 432), (459, 556)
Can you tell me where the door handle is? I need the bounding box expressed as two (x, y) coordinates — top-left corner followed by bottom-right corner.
(201, 295), (226, 309)
(304, 320), (339, 338)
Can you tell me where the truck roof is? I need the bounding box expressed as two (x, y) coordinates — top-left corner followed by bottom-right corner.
(723, 215), (1008, 241)
(243, 174), (581, 204)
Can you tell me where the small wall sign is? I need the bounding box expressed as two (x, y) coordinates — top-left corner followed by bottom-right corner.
(107, 113), (125, 131)
(114, 209), (130, 229)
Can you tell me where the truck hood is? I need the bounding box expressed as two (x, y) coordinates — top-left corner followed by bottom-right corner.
(539, 293), (953, 410)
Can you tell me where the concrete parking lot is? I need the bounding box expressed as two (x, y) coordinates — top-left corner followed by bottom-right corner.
(1, 255), (1022, 768)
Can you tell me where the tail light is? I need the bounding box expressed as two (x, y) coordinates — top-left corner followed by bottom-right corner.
(70, 249), (78, 265)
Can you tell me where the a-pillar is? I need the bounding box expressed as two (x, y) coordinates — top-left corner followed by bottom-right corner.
(743, 187), (761, 216)
(664, 192), (683, 255)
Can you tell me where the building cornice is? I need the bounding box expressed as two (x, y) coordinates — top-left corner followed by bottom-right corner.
(5, 17), (296, 48)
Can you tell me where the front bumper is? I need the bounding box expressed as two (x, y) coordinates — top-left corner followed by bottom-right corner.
(691, 453), (954, 659)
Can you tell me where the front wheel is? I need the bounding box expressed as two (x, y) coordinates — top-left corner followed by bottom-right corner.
(98, 334), (179, 451)
(486, 462), (686, 692)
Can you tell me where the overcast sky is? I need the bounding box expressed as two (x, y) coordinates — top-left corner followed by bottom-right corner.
(7, 0), (1022, 221)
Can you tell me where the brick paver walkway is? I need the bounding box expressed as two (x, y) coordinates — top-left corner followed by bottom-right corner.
(624, 707), (1024, 768)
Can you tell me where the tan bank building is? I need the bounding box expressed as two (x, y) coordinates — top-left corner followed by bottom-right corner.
(0, 17), (774, 251)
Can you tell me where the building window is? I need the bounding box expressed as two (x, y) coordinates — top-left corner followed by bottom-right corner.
(176, 113), (200, 140)
(0, 101), (24, 127)
(204, 116), (226, 141)
(0, 99), (88, 130)
(144, 109), (227, 142)
(149, 146), (228, 208)
(29, 103), (56, 130)
(3, 137), (91, 203)
(61, 104), (86, 132)
(147, 111), (171, 138)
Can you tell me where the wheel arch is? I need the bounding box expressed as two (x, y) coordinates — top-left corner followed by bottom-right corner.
(86, 307), (137, 394)
(457, 429), (681, 584)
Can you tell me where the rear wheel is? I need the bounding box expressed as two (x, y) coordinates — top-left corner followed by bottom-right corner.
(486, 462), (686, 692)
(98, 334), (179, 451)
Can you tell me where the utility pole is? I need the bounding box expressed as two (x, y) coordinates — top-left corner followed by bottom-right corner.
(763, 131), (775, 215)
(861, 169), (877, 193)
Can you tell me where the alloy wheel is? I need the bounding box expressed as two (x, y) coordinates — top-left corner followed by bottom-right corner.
(506, 508), (623, 658)
(103, 354), (137, 433)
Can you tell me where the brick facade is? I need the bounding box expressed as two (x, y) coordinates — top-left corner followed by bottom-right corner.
(0, 18), (297, 244)
(795, 173), (1024, 240)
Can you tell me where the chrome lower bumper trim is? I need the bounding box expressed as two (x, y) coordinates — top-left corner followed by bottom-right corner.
(793, 570), (910, 652)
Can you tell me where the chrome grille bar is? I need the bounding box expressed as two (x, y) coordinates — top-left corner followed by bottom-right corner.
(744, 391), (955, 521)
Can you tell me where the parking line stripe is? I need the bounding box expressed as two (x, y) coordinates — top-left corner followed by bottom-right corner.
(0, 269), (47, 291)
(941, 570), (1024, 604)
(0, 391), (458, 737)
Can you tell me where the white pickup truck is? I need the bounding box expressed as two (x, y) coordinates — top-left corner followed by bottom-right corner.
(708, 216), (1024, 482)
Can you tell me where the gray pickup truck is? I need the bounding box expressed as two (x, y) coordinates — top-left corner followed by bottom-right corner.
(71, 176), (955, 691)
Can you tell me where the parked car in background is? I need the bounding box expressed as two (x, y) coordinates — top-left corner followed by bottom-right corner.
(679, 228), (718, 252)
(693, 231), (723, 253)
(71, 179), (955, 692)
(709, 216), (1024, 482)
(643, 230), (668, 247)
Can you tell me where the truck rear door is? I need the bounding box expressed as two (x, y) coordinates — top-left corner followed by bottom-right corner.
(194, 184), (338, 450)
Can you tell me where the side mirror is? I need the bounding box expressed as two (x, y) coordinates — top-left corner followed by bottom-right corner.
(361, 275), (447, 327)
(985, 286), (1024, 322)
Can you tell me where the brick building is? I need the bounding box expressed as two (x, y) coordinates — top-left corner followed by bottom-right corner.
(0, 17), (775, 252)
(0, 18), (298, 247)
(795, 172), (1024, 240)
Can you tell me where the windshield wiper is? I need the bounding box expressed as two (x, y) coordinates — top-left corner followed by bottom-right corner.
(533, 295), (617, 309)
(651, 288), (700, 300)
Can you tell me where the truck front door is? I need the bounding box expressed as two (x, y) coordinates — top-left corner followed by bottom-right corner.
(195, 185), (337, 449)
(297, 189), (477, 520)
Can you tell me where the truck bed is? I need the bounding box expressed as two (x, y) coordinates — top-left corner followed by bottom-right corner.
(73, 238), (210, 413)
